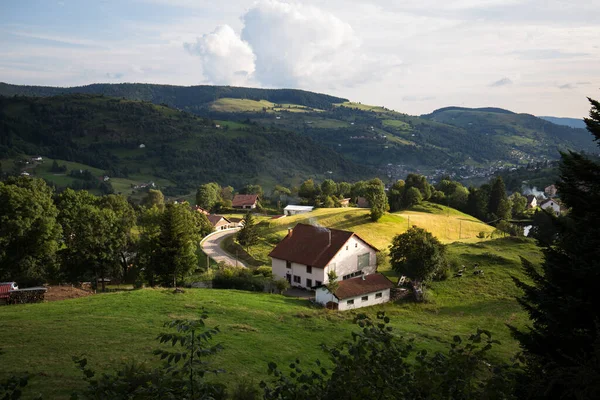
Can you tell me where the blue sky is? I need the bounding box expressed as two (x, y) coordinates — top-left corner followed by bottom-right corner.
(1, 0), (598, 117)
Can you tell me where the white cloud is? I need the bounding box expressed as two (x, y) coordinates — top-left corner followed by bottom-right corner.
(183, 0), (395, 89)
(184, 25), (255, 86)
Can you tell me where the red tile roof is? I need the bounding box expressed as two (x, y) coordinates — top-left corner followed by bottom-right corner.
(333, 273), (394, 300)
(232, 194), (259, 207)
(268, 223), (378, 268)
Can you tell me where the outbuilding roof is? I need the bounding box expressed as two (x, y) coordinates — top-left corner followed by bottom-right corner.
(283, 205), (314, 211)
(268, 223), (378, 268)
(207, 214), (230, 226)
(332, 273), (394, 300)
(232, 194), (259, 207)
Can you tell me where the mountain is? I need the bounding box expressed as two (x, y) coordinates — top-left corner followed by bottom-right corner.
(0, 94), (371, 194)
(1, 82), (596, 184)
(539, 116), (587, 129)
(0, 82), (347, 112)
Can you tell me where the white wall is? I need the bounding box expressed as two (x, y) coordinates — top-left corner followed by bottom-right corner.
(315, 286), (391, 310)
(541, 201), (560, 216)
(315, 286), (338, 306)
(324, 236), (377, 280)
(272, 258), (326, 289)
(338, 288), (391, 311)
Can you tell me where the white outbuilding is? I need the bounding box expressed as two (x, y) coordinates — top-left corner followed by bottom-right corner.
(315, 273), (395, 311)
(283, 205), (314, 216)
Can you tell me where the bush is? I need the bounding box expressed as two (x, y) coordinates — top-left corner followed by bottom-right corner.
(477, 231), (487, 239)
(253, 266), (273, 278)
(433, 265), (451, 281)
(212, 268), (267, 292)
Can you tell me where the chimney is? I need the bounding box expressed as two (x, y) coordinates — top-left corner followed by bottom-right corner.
(288, 228), (292, 237)
(362, 274), (366, 280)
(328, 230), (331, 246)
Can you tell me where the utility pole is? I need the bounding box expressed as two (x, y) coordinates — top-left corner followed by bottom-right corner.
(459, 220), (462, 240)
(236, 250), (238, 268)
(407, 215), (410, 230)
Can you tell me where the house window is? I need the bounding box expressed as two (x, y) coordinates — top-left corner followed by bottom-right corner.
(315, 281), (322, 286)
(347, 299), (354, 305)
(375, 292), (382, 299)
(293, 275), (301, 283)
(361, 296), (369, 302)
(358, 253), (370, 269)
(346, 245), (349, 250)
(306, 265), (312, 274)
(355, 243), (358, 248)
(306, 279), (312, 287)
(286, 261), (291, 269)
(343, 271), (364, 280)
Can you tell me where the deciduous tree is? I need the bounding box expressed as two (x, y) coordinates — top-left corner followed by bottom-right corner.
(389, 226), (447, 284)
(0, 177), (62, 285)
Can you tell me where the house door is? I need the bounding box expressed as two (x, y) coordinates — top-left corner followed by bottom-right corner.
(286, 273), (291, 284)
(326, 301), (338, 310)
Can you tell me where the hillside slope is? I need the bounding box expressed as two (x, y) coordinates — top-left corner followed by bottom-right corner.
(0, 94), (371, 193)
(2, 82), (595, 180)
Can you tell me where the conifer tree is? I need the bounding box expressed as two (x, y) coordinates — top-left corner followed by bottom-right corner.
(237, 212), (259, 252)
(512, 98), (600, 399)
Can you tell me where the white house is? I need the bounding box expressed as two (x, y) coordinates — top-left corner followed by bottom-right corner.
(315, 273), (394, 311)
(526, 195), (537, 209)
(269, 223), (378, 290)
(539, 199), (562, 216)
(283, 205), (314, 216)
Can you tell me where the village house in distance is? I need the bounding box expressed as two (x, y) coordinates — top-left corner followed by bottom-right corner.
(232, 194), (259, 209)
(269, 223), (391, 310)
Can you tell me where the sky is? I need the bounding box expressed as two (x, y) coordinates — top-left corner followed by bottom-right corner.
(0, 0), (598, 118)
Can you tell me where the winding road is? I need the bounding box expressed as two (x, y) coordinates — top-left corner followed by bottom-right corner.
(201, 229), (248, 268)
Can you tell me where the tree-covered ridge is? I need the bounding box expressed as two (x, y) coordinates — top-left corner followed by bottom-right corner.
(0, 94), (371, 192)
(0, 82), (348, 111)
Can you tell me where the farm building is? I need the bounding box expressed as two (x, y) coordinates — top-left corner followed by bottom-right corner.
(539, 199), (563, 216)
(356, 196), (370, 208)
(269, 223), (378, 290)
(526, 195), (537, 209)
(544, 184), (557, 197)
(207, 215), (234, 230)
(232, 194), (259, 209)
(315, 273), (394, 311)
(283, 205), (314, 216)
(339, 198), (351, 207)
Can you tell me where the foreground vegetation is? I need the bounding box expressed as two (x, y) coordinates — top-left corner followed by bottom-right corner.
(0, 235), (539, 398)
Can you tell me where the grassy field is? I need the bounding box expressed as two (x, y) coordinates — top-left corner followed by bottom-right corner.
(0, 234), (539, 399)
(246, 203), (496, 266)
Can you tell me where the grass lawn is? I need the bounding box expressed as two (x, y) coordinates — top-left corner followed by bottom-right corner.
(0, 234), (539, 399)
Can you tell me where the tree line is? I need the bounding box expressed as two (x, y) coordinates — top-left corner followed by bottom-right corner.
(0, 180), (212, 289)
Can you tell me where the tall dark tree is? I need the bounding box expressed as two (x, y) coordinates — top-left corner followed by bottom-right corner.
(155, 203), (200, 287)
(0, 177), (62, 285)
(488, 176), (511, 220)
(195, 183), (221, 211)
(405, 174), (432, 200)
(387, 180), (405, 212)
(237, 211), (259, 252)
(512, 98), (600, 399)
(466, 185), (490, 221)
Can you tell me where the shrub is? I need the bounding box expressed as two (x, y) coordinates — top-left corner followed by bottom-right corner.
(273, 278), (290, 294)
(212, 268), (267, 292)
(254, 266), (273, 278)
(477, 231), (487, 239)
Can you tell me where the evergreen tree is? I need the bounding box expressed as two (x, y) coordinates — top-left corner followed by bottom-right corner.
(512, 98), (600, 399)
(320, 179), (337, 197)
(466, 185), (489, 221)
(487, 176), (511, 220)
(299, 179), (317, 201)
(387, 180), (405, 212)
(237, 212), (259, 252)
(155, 203), (200, 287)
(405, 174), (431, 200)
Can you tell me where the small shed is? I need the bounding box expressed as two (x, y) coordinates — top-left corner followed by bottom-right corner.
(283, 205), (314, 216)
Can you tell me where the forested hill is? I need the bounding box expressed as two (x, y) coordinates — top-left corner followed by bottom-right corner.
(0, 82), (348, 111)
(0, 94), (371, 193)
(422, 106), (595, 154)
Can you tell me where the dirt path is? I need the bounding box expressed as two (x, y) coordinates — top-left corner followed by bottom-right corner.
(201, 229), (248, 268)
(45, 285), (93, 302)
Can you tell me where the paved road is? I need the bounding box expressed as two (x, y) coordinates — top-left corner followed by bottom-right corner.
(201, 229), (248, 268)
